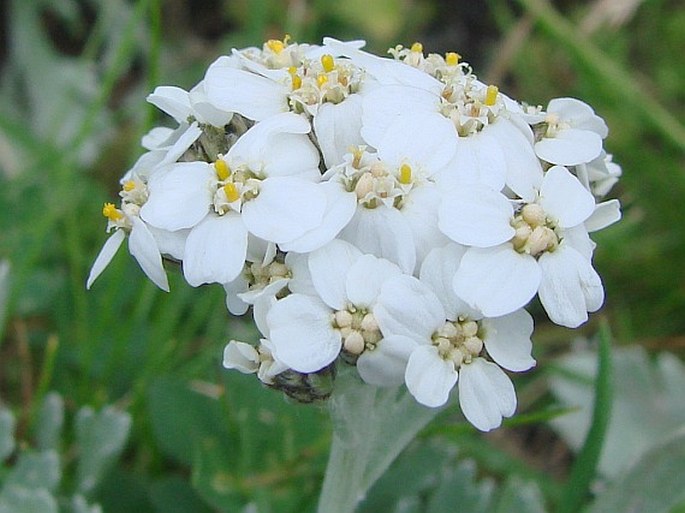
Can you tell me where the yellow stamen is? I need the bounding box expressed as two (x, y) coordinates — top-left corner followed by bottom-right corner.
(485, 85), (499, 106)
(445, 52), (461, 66)
(317, 73), (328, 87)
(399, 163), (412, 184)
(102, 202), (123, 221)
(321, 54), (335, 73)
(291, 74), (302, 90)
(410, 42), (423, 53)
(214, 159), (230, 181)
(266, 39), (285, 54)
(223, 183), (240, 203)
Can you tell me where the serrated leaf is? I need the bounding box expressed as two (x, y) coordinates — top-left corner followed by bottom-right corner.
(35, 392), (64, 451)
(75, 406), (131, 493)
(494, 477), (548, 513)
(549, 345), (685, 477)
(0, 407), (15, 461)
(587, 429), (685, 513)
(0, 485), (58, 513)
(3, 450), (60, 491)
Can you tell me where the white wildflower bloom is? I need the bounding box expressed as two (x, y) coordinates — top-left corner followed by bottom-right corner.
(140, 113), (325, 286)
(441, 165), (602, 327)
(322, 111), (455, 272)
(223, 339), (288, 385)
(356, 61), (542, 198)
(87, 177), (169, 291)
(205, 37), (367, 167)
(267, 240), (402, 373)
(372, 248), (535, 430)
(534, 97), (609, 166)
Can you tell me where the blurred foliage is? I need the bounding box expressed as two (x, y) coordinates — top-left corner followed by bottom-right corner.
(0, 0), (684, 511)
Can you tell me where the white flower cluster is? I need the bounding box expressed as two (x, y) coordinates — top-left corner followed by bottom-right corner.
(88, 37), (622, 431)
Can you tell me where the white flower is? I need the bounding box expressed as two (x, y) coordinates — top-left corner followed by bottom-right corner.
(534, 98), (609, 166)
(440, 165), (602, 327)
(371, 247), (535, 430)
(140, 113), (326, 286)
(267, 240), (402, 373)
(87, 178), (169, 291)
(223, 339), (288, 384)
(320, 111), (455, 272)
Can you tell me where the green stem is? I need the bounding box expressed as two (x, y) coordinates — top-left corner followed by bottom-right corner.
(317, 367), (440, 513)
(518, 0), (685, 152)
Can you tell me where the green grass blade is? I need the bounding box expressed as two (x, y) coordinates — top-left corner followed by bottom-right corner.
(557, 322), (613, 513)
(518, 0), (685, 152)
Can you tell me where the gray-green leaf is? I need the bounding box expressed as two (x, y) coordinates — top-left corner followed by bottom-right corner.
(549, 346), (685, 477)
(35, 392), (64, 451)
(0, 407), (15, 461)
(3, 450), (60, 492)
(587, 428), (685, 513)
(75, 406), (131, 494)
(0, 486), (58, 513)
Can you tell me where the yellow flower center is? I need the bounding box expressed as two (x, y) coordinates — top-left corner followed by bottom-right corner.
(102, 203), (123, 222)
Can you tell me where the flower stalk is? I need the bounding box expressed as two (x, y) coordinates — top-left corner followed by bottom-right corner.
(317, 367), (441, 513)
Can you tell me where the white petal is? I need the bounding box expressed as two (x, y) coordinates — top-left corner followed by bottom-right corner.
(222, 341), (259, 374)
(141, 162), (213, 231)
(441, 131), (506, 190)
(267, 294), (341, 373)
(419, 243), (479, 319)
(401, 185), (451, 267)
(345, 254), (401, 308)
(226, 113), (319, 179)
(563, 225), (595, 261)
(147, 225), (188, 260)
(86, 230), (125, 289)
(481, 310), (536, 372)
(539, 166), (595, 228)
(224, 276), (250, 315)
(454, 245), (541, 317)
(189, 80), (234, 127)
(340, 206), (416, 273)
(128, 217), (169, 292)
(314, 96), (365, 168)
(486, 118), (543, 201)
(308, 240), (362, 310)
(538, 245), (604, 328)
(284, 252), (317, 297)
(376, 112), (457, 173)
(585, 199), (621, 232)
(241, 177), (327, 243)
(458, 358), (516, 431)
(361, 85), (439, 148)
(147, 86), (191, 122)
(142, 127), (174, 150)
(204, 63), (288, 121)
(356, 335), (418, 387)
(160, 122), (203, 165)
(405, 346), (458, 407)
(375, 275), (445, 341)
(278, 181), (357, 253)
(535, 129), (603, 166)
(183, 213), (248, 286)
(438, 186), (515, 247)
(547, 97), (608, 138)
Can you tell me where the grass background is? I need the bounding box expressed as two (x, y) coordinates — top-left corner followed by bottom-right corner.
(0, 0), (683, 512)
